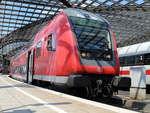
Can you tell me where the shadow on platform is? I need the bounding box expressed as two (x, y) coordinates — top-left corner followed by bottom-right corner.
(3, 109), (36, 113)
(2, 102), (72, 113)
(0, 84), (32, 89)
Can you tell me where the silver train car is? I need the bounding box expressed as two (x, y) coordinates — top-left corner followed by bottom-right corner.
(117, 41), (150, 88)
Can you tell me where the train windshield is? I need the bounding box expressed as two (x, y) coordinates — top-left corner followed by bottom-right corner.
(69, 16), (113, 60)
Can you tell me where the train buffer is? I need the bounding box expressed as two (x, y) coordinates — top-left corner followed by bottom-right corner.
(0, 75), (138, 113)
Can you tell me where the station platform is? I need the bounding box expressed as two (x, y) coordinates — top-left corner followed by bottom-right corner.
(0, 75), (137, 113)
(112, 91), (150, 113)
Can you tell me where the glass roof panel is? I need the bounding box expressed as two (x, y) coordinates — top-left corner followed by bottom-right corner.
(0, 0), (149, 59)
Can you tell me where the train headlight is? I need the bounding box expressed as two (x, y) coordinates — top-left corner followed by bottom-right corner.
(81, 53), (86, 57)
(106, 54), (111, 59)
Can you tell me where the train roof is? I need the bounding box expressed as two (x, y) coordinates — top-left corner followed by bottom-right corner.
(63, 8), (109, 24)
(118, 41), (150, 57)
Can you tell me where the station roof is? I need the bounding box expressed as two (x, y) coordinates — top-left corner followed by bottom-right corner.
(0, 0), (150, 60)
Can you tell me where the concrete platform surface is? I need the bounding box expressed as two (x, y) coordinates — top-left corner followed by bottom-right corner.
(0, 75), (137, 113)
(113, 91), (150, 113)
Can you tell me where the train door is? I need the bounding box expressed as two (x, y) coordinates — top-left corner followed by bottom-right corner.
(27, 50), (34, 84)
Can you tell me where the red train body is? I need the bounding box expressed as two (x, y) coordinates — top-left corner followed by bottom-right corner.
(10, 8), (119, 97)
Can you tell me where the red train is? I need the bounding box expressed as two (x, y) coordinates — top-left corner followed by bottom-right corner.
(9, 8), (119, 97)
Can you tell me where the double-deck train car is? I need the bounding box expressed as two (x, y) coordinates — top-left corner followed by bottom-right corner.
(118, 41), (150, 88)
(9, 8), (119, 97)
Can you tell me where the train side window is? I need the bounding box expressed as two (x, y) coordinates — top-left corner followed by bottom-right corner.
(135, 55), (144, 65)
(126, 56), (130, 66)
(47, 34), (56, 51)
(144, 53), (150, 65)
(128, 56), (135, 66)
(119, 57), (125, 66)
(123, 56), (135, 66)
(123, 57), (127, 66)
(36, 41), (42, 58)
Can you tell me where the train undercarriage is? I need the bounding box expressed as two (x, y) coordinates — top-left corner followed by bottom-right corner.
(49, 74), (116, 98)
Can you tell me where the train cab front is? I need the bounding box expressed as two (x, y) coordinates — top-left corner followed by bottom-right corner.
(64, 8), (119, 97)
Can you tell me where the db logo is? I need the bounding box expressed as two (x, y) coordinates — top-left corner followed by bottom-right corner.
(97, 68), (103, 72)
